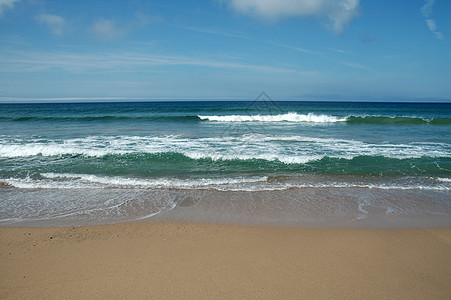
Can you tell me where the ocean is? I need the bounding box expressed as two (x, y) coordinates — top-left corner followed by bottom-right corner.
(1, 100), (450, 227)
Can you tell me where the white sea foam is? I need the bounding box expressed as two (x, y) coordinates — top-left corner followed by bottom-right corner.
(4, 173), (269, 189)
(3, 174), (450, 191)
(198, 112), (347, 123)
(0, 135), (449, 161)
(183, 152), (325, 164)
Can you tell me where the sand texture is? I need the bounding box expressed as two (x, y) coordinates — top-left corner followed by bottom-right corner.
(1, 222), (450, 299)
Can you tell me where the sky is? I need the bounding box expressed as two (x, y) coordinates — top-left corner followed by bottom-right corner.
(0, 0), (450, 102)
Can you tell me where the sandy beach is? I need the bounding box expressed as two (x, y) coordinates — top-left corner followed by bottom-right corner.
(1, 222), (450, 299)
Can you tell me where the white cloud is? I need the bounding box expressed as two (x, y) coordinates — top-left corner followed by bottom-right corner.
(421, 0), (444, 40)
(35, 14), (66, 36)
(222, 0), (360, 33)
(0, 0), (19, 18)
(90, 18), (126, 41)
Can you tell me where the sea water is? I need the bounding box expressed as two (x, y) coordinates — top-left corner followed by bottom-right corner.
(0, 100), (450, 227)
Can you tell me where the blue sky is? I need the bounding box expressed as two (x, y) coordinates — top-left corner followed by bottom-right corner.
(0, 0), (450, 101)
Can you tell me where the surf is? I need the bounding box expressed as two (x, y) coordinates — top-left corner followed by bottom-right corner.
(198, 112), (346, 123)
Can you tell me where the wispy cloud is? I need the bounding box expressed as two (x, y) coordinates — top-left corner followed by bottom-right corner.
(425, 19), (444, 40)
(263, 41), (369, 71)
(421, 0), (444, 39)
(421, 0), (435, 17)
(181, 25), (247, 39)
(89, 12), (158, 42)
(339, 61), (370, 71)
(0, 0), (19, 18)
(266, 41), (317, 54)
(329, 48), (354, 55)
(90, 18), (126, 41)
(180, 25), (317, 55)
(35, 14), (66, 36)
(0, 49), (319, 77)
(222, 0), (360, 33)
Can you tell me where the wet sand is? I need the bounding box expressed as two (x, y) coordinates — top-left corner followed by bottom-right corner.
(1, 222), (450, 299)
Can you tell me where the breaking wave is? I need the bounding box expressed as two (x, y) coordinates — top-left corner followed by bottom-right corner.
(5, 113), (450, 125)
(199, 113), (345, 123)
(346, 115), (451, 125)
(199, 113), (451, 125)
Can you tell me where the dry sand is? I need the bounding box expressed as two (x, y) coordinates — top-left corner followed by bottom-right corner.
(1, 222), (450, 299)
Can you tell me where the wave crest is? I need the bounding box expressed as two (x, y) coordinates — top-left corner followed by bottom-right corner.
(346, 116), (451, 125)
(199, 113), (346, 123)
(198, 113), (451, 125)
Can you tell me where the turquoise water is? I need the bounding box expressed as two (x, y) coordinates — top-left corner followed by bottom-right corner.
(1, 100), (450, 226)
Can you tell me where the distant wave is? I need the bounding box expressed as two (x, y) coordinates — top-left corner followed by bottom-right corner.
(346, 115), (451, 125)
(3, 113), (450, 125)
(198, 113), (451, 125)
(199, 113), (346, 123)
(0, 115), (201, 123)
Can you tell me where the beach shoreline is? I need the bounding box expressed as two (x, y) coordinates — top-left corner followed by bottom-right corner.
(2, 186), (450, 228)
(1, 221), (450, 299)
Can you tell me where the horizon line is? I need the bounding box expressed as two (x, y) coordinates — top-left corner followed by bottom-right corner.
(0, 96), (450, 104)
